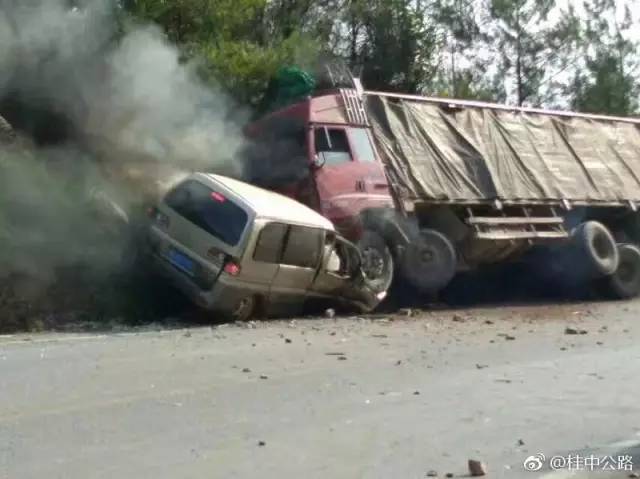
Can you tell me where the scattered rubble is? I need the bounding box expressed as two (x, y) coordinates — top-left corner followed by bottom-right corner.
(426, 470), (438, 477)
(325, 308), (336, 319)
(565, 327), (588, 335)
(468, 459), (487, 476)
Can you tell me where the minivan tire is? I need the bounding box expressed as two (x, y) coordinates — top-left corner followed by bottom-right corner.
(357, 230), (394, 294)
(572, 221), (619, 277)
(400, 228), (456, 294)
(597, 243), (640, 299)
(231, 296), (256, 322)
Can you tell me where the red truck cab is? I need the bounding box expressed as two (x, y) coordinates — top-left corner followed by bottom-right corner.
(244, 92), (394, 241)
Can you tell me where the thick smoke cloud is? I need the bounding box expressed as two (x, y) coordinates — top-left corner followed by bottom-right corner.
(0, 0), (247, 288)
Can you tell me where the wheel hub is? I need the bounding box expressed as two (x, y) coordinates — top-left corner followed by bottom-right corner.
(362, 247), (385, 279)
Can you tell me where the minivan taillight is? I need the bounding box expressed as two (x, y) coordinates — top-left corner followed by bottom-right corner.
(224, 260), (241, 276)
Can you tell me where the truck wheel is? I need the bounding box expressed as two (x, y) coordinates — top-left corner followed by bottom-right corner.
(597, 244), (640, 299)
(400, 228), (456, 293)
(0, 114), (16, 144)
(572, 221), (619, 277)
(358, 230), (394, 294)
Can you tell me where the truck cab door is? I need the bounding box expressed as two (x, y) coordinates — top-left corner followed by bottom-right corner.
(310, 126), (392, 236)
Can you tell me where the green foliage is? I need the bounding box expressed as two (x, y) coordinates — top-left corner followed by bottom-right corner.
(120, 0), (640, 114)
(570, 0), (638, 114)
(198, 33), (320, 106)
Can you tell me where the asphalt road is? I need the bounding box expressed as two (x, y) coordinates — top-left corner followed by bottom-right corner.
(1, 300), (639, 479)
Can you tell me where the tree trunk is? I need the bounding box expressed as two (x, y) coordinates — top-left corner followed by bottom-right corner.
(516, 11), (524, 106)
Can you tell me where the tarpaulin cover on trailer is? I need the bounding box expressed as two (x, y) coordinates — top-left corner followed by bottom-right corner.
(366, 94), (640, 203)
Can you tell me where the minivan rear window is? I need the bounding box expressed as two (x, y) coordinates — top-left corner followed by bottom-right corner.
(165, 179), (248, 246)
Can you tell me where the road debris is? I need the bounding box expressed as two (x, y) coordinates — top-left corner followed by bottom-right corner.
(468, 459), (487, 476)
(259, 375), (269, 380)
(476, 364), (488, 369)
(426, 470), (438, 477)
(325, 308), (336, 319)
(242, 367), (251, 373)
(258, 441), (266, 447)
(285, 338), (292, 344)
(565, 327), (588, 335)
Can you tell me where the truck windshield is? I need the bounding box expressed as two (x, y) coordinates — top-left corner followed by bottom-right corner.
(315, 127), (352, 166)
(165, 180), (248, 246)
(349, 128), (376, 163)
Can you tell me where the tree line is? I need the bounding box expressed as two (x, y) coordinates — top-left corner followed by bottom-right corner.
(121, 0), (639, 115)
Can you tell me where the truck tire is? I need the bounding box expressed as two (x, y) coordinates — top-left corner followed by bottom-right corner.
(400, 228), (456, 293)
(572, 221), (619, 277)
(597, 244), (640, 299)
(357, 230), (394, 294)
(0, 114), (16, 144)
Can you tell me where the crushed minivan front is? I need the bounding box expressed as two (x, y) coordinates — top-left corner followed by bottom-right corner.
(144, 173), (390, 320)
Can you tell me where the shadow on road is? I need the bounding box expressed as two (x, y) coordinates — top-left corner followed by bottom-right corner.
(0, 258), (614, 335)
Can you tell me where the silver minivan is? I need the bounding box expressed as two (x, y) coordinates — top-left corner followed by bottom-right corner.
(145, 173), (387, 320)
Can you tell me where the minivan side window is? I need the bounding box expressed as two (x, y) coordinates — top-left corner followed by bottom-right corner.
(314, 127), (352, 166)
(253, 223), (324, 269)
(282, 225), (324, 268)
(165, 180), (248, 246)
(253, 223), (287, 263)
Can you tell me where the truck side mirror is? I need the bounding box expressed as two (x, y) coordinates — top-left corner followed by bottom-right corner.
(312, 153), (325, 169)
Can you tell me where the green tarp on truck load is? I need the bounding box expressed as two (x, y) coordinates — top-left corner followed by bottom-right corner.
(366, 94), (640, 204)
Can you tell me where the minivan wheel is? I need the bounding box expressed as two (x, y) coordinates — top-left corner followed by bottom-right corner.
(231, 296), (255, 322)
(596, 244), (640, 299)
(357, 230), (394, 294)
